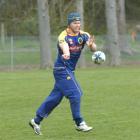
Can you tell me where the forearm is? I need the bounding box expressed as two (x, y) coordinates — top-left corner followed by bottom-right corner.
(59, 43), (70, 60)
(88, 42), (97, 52)
(87, 36), (97, 52)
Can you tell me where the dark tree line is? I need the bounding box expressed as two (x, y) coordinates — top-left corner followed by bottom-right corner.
(0, 0), (139, 36)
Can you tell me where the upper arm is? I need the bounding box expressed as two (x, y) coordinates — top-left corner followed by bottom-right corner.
(58, 31), (69, 49)
(80, 30), (90, 45)
(80, 30), (96, 51)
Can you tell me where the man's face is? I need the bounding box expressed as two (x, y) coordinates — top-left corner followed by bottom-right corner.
(69, 20), (81, 33)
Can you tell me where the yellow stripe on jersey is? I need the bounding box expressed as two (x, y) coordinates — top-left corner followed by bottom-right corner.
(58, 30), (68, 45)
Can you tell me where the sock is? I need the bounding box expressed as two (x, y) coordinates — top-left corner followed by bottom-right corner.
(34, 115), (43, 125)
(74, 118), (83, 126)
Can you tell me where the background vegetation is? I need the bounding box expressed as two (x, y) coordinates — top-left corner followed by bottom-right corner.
(0, 0), (140, 69)
(0, 0), (140, 36)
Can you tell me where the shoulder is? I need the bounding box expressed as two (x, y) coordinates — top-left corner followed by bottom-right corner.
(58, 30), (67, 41)
(80, 30), (90, 37)
(80, 30), (90, 41)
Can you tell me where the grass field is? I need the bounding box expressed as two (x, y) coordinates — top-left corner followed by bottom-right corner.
(0, 67), (140, 140)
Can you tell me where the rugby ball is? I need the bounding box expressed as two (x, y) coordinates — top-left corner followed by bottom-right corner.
(92, 51), (106, 64)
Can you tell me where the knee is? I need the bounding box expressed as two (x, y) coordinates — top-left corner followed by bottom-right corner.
(66, 90), (82, 104)
(70, 96), (81, 104)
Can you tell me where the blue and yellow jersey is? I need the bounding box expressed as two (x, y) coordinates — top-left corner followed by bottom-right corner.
(54, 28), (90, 71)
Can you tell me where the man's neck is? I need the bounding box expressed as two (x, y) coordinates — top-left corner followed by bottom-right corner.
(66, 27), (79, 36)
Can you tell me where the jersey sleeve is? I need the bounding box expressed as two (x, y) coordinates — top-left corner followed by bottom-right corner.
(80, 30), (90, 42)
(58, 30), (68, 46)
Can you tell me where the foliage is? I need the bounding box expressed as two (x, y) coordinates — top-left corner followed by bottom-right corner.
(0, 0), (37, 35)
(84, 0), (106, 35)
(0, 0), (140, 35)
(125, 0), (140, 22)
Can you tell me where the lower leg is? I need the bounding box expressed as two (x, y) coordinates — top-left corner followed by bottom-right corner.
(74, 118), (83, 126)
(34, 88), (63, 124)
(34, 114), (43, 125)
(69, 96), (83, 126)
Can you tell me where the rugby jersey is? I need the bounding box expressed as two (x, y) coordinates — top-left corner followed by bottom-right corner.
(54, 28), (90, 71)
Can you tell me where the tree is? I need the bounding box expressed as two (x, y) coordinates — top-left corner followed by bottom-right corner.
(1, 23), (5, 47)
(105, 0), (120, 66)
(37, 0), (52, 69)
(117, 0), (132, 54)
(76, 0), (86, 68)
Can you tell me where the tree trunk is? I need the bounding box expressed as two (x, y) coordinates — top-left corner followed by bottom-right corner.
(105, 0), (120, 66)
(37, 0), (52, 69)
(58, 0), (64, 24)
(1, 23), (5, 48)
(76, 0), (86, 68)
(117, 0), (132, 55)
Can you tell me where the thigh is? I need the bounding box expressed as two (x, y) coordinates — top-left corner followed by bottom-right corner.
(54, 68), (82, 97)
(47, 83), (64, 102)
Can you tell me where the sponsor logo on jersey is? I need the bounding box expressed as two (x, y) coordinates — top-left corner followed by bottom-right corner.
(78, 37), (83, 44)
(69, 46), (82, 52)
(67, 76), (71, 80)
(68, 38), (73, 45)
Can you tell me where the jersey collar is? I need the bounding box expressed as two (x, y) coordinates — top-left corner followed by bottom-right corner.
(66, 27), (80, 36)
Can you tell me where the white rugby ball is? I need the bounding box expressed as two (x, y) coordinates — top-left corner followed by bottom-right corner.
(92, 51), (106, 64)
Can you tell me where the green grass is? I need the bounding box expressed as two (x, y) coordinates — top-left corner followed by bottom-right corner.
(0, 52), (40, 65)
(0, 36), (140, 67)
(0, 67), (140, 140)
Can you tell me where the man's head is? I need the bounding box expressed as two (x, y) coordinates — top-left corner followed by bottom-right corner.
(67, 12), (81, 25)
(67, 12), (81, 34)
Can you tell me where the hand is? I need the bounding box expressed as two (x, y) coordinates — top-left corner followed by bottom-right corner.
(88, 35), (96, 52)
(89, 35), (95, 46)
(62, 53), (70, 60)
